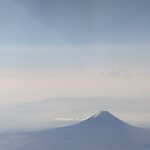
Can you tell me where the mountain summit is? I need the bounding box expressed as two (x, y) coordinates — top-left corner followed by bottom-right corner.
(93, 111), (116, 118)
(80, 111), (131, 128)
(92, 111), (121, 120)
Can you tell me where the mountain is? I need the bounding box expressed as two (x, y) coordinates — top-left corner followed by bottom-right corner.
(78, 111), (131, 127)
(0, 111), (150, 150)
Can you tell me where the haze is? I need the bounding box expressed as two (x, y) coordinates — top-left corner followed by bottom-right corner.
(0, 0), (150, 130)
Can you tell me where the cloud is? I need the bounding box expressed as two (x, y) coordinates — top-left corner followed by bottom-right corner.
(55, 117), (87, 122)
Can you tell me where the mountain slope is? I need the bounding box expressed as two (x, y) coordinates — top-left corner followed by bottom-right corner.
(0, 111), (150, 150)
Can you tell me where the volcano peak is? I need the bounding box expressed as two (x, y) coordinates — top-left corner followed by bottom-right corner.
(93, 111), (115, 118)
(82, 111), (131, 128)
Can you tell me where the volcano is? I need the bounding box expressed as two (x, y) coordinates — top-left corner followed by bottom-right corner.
(0, 111), (150, 150)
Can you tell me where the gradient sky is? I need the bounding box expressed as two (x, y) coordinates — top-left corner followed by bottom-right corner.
(0, 0), (150, 127)
(1, 0), (150, 69)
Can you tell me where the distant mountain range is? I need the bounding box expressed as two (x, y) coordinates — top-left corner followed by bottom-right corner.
(0, 111), (150, 150)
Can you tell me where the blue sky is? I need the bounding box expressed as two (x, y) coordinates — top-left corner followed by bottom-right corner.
(0, 0), (150, 70)
(1, 0), (150, 45)
(0, 46), (150, 69)
(0, 0), (150, 126)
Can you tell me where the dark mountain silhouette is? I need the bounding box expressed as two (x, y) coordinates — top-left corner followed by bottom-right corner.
(0, 111), (150, 150)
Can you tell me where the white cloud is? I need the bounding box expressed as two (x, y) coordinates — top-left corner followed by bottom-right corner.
(55, 117), (87, 122)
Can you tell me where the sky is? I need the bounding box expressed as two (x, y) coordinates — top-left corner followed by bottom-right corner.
(0, 0), (150, 128)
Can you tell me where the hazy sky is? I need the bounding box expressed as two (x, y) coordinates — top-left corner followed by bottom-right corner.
(0, 0), (150, 103)
(0, 0), (150, 129)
